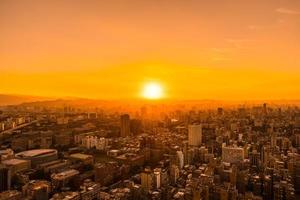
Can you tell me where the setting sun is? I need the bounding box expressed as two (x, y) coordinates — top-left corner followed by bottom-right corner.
(142, 82), (164, 100)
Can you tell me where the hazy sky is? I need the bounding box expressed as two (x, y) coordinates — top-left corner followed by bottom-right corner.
(1, 0), (300, 100)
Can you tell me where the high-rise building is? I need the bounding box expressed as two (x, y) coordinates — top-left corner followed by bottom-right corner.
(120, 114), (130, 137)
(0, 164), (10, 192)
(295, 160), (300, 194)
(250, 150), (260, 167)
(295, 134), (300, 147)
(22, 180), (51, 200)
(273, 181), (295, 200)
(153, 168), (161, 189)
(176, 151), (184, 169)
(263, 103), (267, 114)
(271, 133), (277, 148)
(263, 175), (273, 200)
(217, 107), (224, 116)
(94, 162), (119, 186)
(188, 124), (202, 146)
(261, 146), (270, 166)
(2, 159), (31, 176)
(51, 169), (79, 190)
(222, 146), (245, 163)
(170, 164), (180, 185)
(130, 119), (142, 136)
(141, 168), (153, 192)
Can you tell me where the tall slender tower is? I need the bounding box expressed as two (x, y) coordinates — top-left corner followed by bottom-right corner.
(0, 164), (10, 192)
(120, 114), (130, 137)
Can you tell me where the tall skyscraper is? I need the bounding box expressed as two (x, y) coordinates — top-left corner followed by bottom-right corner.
(170, 164), (180, 184)
(120, 114), (130, 137)
(0, 164), (10, 192)
(153, 168), (161, 189)
(141, 168), (153, 192)
(263, 103), (267, 114)
(295, 134), (300, 147)
(271, 133), (277, 148)
(188, 124), (202, 146)
(176, 151), (184, 169)
(262, 146), (271, 166)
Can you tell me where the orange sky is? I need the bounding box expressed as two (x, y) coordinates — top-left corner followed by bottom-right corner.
(1, 0), (300, 100)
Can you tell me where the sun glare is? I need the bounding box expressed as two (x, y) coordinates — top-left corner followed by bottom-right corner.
(142, 82), (164, 99)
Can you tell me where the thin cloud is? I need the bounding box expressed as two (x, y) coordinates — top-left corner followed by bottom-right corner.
(212, 57), (232, 62)
(226, 38), (255, 49)
(211, 48), (233, 63)
(276, 8), (300, 15)
(247, 25), (262, 30)
(211, 48), (231, 53)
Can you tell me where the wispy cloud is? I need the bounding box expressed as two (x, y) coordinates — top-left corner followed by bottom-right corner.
(247, 25), (262, 30)
(226, 38), (255, 49)
(276, 8), (300, 15)
(210, 48), (233, 63)
(211, 48), (231, 53)
(212, 57), (232, 62)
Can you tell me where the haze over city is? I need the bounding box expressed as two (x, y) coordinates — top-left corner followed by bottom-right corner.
(1, 1), (300, 200)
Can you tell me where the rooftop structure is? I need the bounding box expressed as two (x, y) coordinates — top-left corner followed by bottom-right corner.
(15, 149), (57, 158)
(69, 153), (94, 165)
(50, 191), (80, 200)
(0, 190), (22, 200)
(2, 158), (31, 175)
(51, 169), (79, 181)
(15, 149), (58, 168)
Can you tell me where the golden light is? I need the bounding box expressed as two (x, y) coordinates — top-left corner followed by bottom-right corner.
(142, 82), (164, 99)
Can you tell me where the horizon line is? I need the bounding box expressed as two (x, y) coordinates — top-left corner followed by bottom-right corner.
(1, 93), (300, 103)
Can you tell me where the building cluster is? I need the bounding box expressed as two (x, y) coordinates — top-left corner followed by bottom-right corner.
(0, 115), (31, 132)
(0, 103), (299, 199)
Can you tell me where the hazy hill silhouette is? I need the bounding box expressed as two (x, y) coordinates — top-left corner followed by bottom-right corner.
(0, 94), (53, 106)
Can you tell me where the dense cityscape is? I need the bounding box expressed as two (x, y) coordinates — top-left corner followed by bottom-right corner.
(0, 102), (299, 200)
(1, 1), (300, 200)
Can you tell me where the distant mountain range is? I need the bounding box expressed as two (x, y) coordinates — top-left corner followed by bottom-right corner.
(0, 94), (112, 108)
(0, 94), (299, 107)
(0, 94), (54, 106)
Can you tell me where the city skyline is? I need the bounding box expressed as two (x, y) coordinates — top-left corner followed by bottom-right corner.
(1, 0), (300, 100)
(1, 1), (300, 199)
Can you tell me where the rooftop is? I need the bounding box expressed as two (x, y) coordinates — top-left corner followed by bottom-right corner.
(52, 169), (79, 180)
(0, 190), (21, 198)
(16, 149), (57, 158)
(2, 158), (29, 166)
(70, 153), (93, 160)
